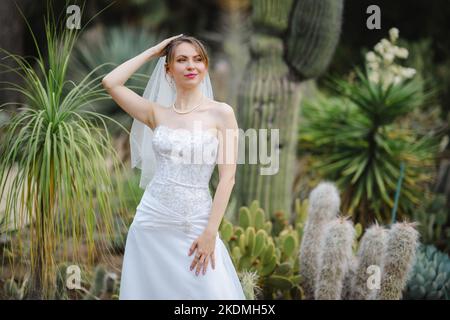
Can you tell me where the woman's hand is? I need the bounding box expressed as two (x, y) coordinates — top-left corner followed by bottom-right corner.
(150, 34), (184, 58)
(188, 229), (216, 276)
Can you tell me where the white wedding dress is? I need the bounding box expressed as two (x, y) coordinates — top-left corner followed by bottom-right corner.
(119, 125), (246, 300)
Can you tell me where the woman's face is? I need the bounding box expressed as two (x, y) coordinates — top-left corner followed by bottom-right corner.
(167, 42), (207, 89)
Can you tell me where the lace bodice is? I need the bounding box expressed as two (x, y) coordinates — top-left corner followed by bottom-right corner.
(134, 125), (220, 235)
(150, 124), (219, 187)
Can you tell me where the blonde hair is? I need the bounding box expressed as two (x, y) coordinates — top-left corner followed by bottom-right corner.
(163, 35), (209, 76)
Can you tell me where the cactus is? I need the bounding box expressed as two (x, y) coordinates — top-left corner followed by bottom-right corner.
(342, 256), (358, 300)
(239, 270), (262, 300)
(315, 217), (355, 300)
(404, 244), (450, 300)
(376, 222), (419, 300)
(220, 200), (302, 299)
(298, 181), (420, 300)
(235, 0), (344, 218)
(351, 224), (387, 300)
(286, 0), (344, 80)
(299, 181), (340, 299)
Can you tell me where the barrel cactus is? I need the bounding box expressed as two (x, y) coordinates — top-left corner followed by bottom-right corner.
(403, 244), (450, 300)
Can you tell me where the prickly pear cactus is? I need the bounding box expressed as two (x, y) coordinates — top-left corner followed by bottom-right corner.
(220, 200), (306, 299)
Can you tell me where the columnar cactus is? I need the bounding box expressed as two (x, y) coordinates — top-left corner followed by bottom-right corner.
(376, 222), (419, 300)
(299, 181), (420, 301)
(341, 256), (358, 300)
(235, 0), (344, 218)
(351, 224), (387, 300)
(315, 217), (355, 300)
(298, 181), (340, 299)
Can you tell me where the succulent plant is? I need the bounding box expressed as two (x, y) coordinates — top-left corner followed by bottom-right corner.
(376, 222), (419, 300)
(404, 244), (450, 300)
(315, 217), (355, 300)
(351, 224), (387, 300)
(219, 199), (304, 299)
(299, 181), (340, 299)
(298, 181), (421, 300)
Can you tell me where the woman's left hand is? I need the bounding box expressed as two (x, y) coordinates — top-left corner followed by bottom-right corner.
(188, 229), (216, 276)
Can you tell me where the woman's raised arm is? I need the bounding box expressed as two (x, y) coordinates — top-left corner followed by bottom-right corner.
(101, 34), (183, 129)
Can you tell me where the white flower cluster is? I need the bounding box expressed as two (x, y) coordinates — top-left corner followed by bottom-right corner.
(365, 28), (416, 87)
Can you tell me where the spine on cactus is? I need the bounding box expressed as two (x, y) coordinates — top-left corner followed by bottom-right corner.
(377, 222), (419, 300)
(352, 224), (387, 300)
(239, 270), (262, 300)
(299, 181), (341, 299)
(315, 217), (355, 300)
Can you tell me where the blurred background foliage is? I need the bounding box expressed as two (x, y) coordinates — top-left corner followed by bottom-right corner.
(1, 0), (450, 299)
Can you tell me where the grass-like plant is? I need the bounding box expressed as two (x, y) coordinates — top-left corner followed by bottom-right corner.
(0, 1), (129, 299)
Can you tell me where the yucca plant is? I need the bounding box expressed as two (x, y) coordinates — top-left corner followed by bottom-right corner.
(299, 29), (440, 226)
(0, 2), (129, 299)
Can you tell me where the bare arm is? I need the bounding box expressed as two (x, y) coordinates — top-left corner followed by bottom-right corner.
(205, 104), (239, 235)
(101, 34), (183, 129)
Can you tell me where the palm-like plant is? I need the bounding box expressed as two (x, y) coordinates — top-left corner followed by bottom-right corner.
(0, 3), (129, 298)
(299, 67), (440, 225)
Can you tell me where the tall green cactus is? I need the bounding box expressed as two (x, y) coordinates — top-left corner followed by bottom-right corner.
(235, 0), (344, 219)
(286, 0), (344, 80)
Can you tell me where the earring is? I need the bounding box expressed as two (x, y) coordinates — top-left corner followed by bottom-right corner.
(169, 77), (175, 89)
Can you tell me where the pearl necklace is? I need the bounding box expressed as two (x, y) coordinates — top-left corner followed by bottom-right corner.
(172, 96), (204, 114)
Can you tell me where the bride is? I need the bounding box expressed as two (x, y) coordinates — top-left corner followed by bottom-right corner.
(101, 34), (246, 299)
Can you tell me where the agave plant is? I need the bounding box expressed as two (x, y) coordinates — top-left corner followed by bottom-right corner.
(0, 3), (129, 298)
(299, 68), (439, 225)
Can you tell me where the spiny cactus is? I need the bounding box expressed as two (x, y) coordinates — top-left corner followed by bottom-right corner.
(376, 222), (419, 300)
(239, 270), (262, 300)
(299, 181), (340, 299)
(286, 0), (344, 80)
(351, 224), (387, 300)
(342, 256), (358, 300)
(315, 217), (355, 300)
(299, 181), (420, 300)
